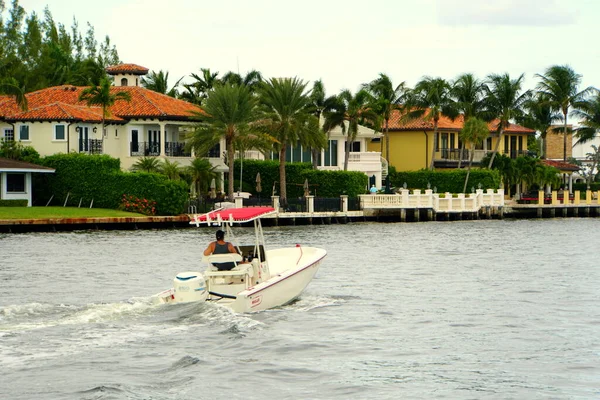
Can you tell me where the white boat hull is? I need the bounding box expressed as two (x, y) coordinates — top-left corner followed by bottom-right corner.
(154, 246), (326, 313)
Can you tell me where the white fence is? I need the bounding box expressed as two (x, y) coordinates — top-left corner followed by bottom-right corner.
(360, 189), (504, 212)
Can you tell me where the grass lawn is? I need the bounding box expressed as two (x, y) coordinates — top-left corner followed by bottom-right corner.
(0, 207), (145, 219)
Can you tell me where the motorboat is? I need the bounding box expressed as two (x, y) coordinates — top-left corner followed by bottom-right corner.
(153, 207), (327, 312)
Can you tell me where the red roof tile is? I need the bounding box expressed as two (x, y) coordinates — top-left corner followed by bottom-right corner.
(106, 63), (149, 75)
(0, 85), (203, 122)
(387, 109), (535, 134)
(542, 159), (580, 171)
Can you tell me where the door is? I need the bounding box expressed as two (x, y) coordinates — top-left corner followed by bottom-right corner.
(79, 127), (89, 152)
(131, 129), (139, 153)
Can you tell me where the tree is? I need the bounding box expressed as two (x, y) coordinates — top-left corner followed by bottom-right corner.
(535, 65), (594, 161)
(451, 73), (485, 168)
(187, 83), (259, 200)
(483, 73), (530, 168)
(258, 77), (318, 206)
(460, 117), (489, 193)
(308, 79), (337, 168)
(0, 77), (28, 111)
(364, 73), (407, 162)
(131, 156), (161, 173)
(406, 77), (458, 170)
(186, 157), (217, 198)
(160, 159), (182, 180)
(324, 89), (378, 171)
(518, 92), (561, 157)
(572, 91), (600, 145)
(78, 77), (131, 137)
(221, 70), (263, 93)
(181, 68), (219, 105)
(142, 70), (182, 97)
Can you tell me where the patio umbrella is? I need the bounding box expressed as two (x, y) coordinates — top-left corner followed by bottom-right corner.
(209, 178), (216, 199)
(303, 178), (310, 197)
(255, 172), (262, 193)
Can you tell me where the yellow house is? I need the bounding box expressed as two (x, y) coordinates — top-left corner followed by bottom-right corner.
(367, 110), (536, 171)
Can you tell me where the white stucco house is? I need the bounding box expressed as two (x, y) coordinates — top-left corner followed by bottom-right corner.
(0, 158), (55, 206)
(0, 63), (383, 189)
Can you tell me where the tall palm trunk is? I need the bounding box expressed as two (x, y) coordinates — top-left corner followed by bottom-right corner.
(344, 137), (351, 171)
(457, 142), (466, 169)
(487, 127), (504, 169)
(385, 119), (390, 162)
(463, 143), (475, 193)
(429, 120), (439, 170)
(562, 110), (568, 162)
(227, 140), (235, 201)
(279, 147), (287, 207)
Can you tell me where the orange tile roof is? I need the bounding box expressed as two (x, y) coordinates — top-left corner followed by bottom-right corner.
(387, 109), (535, 134)
(106, 63), (149, 75)
(542, 159), (580, 171)
(0, 85), (203, 122)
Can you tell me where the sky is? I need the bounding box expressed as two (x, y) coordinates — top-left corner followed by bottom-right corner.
(17, 0), (600, 96)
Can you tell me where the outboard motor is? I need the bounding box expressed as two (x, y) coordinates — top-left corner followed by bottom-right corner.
(173, 272), (208, 303)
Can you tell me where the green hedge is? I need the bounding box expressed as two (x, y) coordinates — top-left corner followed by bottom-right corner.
(0, 199), (28, 207)
(390, 169), (500, 193)
(34, 153), (189, 215)
(573, 183), (600, 191)
(234, 159), (368, 197)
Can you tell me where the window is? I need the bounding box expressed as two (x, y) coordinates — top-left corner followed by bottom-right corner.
(19, 125), (29, 141)
(3, 129), (14, 141)
(115, 129), (118, 138)
(121, 77), (128, 86)
(55, 125), (66, 140)
(6, 173), (25, 192)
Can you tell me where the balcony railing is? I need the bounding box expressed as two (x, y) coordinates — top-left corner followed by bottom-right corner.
(79, 139), (103, 154)
(130, 142), (191, 157)
(165, 142), (191, 157)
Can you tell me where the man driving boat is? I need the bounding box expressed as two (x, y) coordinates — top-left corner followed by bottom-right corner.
(204, 230), (239, 270)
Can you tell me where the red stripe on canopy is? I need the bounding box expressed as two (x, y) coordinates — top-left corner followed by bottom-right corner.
(193, 207), (276, 224)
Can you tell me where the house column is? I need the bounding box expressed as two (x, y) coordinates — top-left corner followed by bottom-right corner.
(159, 122), (166, 157)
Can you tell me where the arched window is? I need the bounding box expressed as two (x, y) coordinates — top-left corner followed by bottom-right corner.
(120, 77), (128, 86)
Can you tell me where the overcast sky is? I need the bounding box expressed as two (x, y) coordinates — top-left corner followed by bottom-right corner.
(18, 0), (600, 95)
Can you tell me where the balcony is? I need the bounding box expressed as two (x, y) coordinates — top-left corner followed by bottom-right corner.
(79, 139), (103, 154)
(130, 142), (191, 157)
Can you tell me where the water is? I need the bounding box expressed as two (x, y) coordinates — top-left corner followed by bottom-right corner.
(1, 219), (599, 399)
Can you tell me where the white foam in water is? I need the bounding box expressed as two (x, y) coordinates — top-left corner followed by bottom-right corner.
(286, 294), (343, 311)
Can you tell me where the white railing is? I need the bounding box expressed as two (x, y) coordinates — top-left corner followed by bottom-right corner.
(360, 189), (504, 212)
(348, 151), (381, 163)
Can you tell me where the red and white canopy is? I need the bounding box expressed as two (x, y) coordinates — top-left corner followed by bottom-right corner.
(191, 207), (276, 225)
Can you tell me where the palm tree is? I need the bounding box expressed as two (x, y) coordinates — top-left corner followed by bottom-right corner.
(451, 73), (485, 168)
(572, 91), (600, 145)
(364, 73), (407, 162)
(460, 117), (489, 193)
(78, 77), (131, 138)
(160, 159), (182, 180)
(221, 70), (263, 93)
(518, 92), (561, 157)
(258, 77), (318, 206)
(535, 65), (594, 161)
(482, 73), (530, 168)
(142, 70), (182, 97)
(181, 68), (220, 105)
(308, 79), (337, 168)
(324, 89), (378, 171)
(406, 77), (458, 170)
(186, 157), (217, 198)
(0, 77), (28, 111)
(187, 83), (259, 200)
(131, 156), (161, 172)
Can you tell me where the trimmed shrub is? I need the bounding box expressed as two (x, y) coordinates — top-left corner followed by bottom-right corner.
(390, 169), (500, 193)
(33, 153), (189, 215)
(0, 199), (28, 207)
(234, 159), (368, 197)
